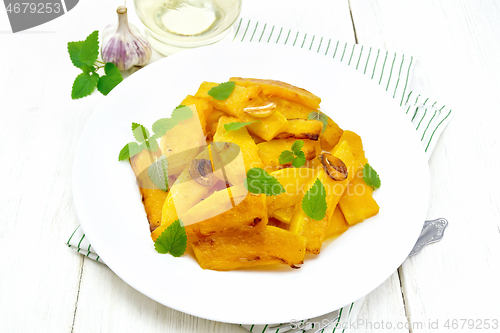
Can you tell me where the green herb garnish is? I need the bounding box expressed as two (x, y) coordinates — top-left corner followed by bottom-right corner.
(224, 121), (257, 133)
(118, 106), (193, 161)
(362, 163), (381, 190)
(307, 111), (328, 132)
(68, 31), (123, 99)
(279, 140), (306, 167)
(154, 220), (187, 257)
(208, 81), (236, 100)
(302, 178), (327, 221)
(148, 155), (169, 192)
(244, 168), (285, 196)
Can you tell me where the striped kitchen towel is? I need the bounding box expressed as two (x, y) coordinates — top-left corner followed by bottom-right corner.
(67, 17), (453, 333)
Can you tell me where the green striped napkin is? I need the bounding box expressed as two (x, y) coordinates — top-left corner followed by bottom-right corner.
(67, 17), (452, 333)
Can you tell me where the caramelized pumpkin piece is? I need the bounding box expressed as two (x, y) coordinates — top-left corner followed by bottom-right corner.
(180, 95), (213, 136)
(195, 82), (262, 117)
(267, 167), (315, 213)
(320, 117), (344, 151)
(339, 172), (380, 225)
(272, 98), (317, 120)
(191, 226), (306, 271)
(230, 77), (321, 110)
(140, 188), (169, 231)
(326, 206), (349, 239)
(270, 206), (295, 224)
(153, 186), (268, 240)
(289, 142), (357, 253)
(338, 130), (368, 166)
(213, 116), (264, 171)
(275, 119), (323, 141)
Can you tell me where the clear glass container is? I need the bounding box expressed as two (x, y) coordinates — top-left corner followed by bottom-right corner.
(134, 0), (242, 55)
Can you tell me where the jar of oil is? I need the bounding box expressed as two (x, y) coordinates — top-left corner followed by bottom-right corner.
(134, 0), (242, 55)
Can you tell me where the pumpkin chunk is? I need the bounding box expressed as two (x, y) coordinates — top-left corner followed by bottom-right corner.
(339, 172), (380, 225)
(230, 77), (321, 110)
(267, 167), (316, 213)
(326, 206), (349, 239)
(191, 226), (306, 270)
(337, 130), (368, 166)
(289, 142), (357, 253)
(320, 117), (344, 151)
(275, 119), (323, 141)
(180, 95), (213, 136)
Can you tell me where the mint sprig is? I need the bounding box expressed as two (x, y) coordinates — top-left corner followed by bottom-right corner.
(118, 106), (194, 161)
(302, 178), (327, 221)
(208, 81), (236, 100)
(362, 163), (381, 190)
(68, 31), (123, 99)
(307, 111), (328, 132)
(224, 121), (257, 133)
(278, 140), (306, 167)
(154, 220), (187, 257)
(148, 155), (169, 192)
(244, 168), (285, 196)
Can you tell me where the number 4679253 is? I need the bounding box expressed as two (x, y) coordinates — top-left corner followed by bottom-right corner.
(6, 2), (61, 14)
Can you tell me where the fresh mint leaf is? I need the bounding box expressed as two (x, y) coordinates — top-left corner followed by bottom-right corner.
(279, 140), (306, 167)
(97, 63), (123, 96)
(292, 151), (306, 168)
(244, 168), (285, 196)
(291, 140), (304, 156)
(71, 72), (99, 99)
(302, 178), (327, 220)
(224, 121), (257, 133)
(79, 30), (99, 67)
(151, 105), (193, 138)
(307, 111), (328, 132)
(171, 105), (193, 122)
(208, 81), (236, 100)
(132, 123), (150, 143)
(148, 155), (169, 191)
(68, 41), (93, 72)
(142, 138), (159, 152)
(118, 142), (142, 161)
(362, 163), (381, 190)
(154, 219), (187, 257)
(279, 150), (295, 164)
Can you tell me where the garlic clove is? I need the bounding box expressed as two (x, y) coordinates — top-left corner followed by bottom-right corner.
(101, 6), (152, 71)
(242, 101), (277, 118)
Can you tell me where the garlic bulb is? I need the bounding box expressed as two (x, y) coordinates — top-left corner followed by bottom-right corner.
(101, 6), (152, 71)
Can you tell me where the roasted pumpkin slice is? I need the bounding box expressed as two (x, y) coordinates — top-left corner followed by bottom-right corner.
(270, 206), (295, 224)
(338, 130), (368, 166)
(180, 95), (213, 136)
(267, 167), (316, 213)
(191, 226), (306, 271)
(275, 119), (323, 141)
(320, 117), (344, 152)
(257, 139), (318, 170)
(326, 206), (349, 239)
(195, 81), (262, 117)
(159, 104), (206, 176)
(338, 172), (380, 225)
(272, 98), (317, 120)
(243, 111), (289, 141)
(140, 188), (169, 231)
(213, 116), (264, 172)
(230, 77), (321, 110)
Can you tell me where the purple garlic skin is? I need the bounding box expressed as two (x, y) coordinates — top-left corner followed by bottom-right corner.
(101, 6), (152, 71)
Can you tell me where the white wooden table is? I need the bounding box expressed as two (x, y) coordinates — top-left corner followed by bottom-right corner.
(1, 1), (500, 332)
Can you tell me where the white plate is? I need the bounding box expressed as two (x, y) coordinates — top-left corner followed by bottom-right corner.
(72, 43), (429, 325)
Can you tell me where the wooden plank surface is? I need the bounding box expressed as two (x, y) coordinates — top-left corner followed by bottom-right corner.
(350, 0), (500, 330)
(1, 0), (499, 332)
